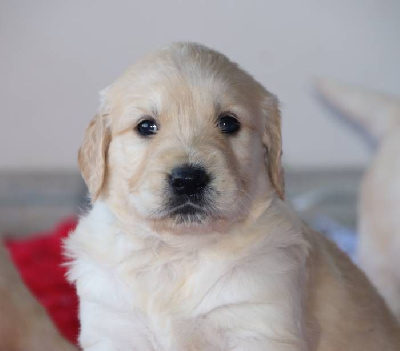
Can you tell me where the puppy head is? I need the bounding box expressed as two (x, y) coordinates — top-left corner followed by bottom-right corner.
(79, 43), (284, 233)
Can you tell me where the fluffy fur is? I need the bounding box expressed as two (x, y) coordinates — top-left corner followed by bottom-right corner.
(316, 78), (400, 321)
(66, 44), (400, 350)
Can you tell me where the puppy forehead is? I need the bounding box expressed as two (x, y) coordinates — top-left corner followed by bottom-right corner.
(121, 70), (247, 112)
(115, 45), (263, 104)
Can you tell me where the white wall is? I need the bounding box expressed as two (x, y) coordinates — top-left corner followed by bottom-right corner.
(1, 0), (399, 170)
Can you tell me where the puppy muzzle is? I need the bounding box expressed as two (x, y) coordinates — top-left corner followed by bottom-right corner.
(164, 164), (215, 222)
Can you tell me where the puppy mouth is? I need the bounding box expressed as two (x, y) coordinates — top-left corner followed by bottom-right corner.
(168, 196), (215, 223)
(153, 192), (217, 224)
(168, 202), (208, 222)
(169, 202), (204, 215)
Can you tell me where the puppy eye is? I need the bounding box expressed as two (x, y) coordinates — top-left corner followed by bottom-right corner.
(217, 113), (240, 135)
(137, 119), (158, 136)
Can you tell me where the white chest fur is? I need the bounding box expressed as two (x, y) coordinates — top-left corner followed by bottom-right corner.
(66, 202), (309, 351)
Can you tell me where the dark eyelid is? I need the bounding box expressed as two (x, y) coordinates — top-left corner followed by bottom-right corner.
(217, 111), (239, 122)
(137, 115), (157, 124)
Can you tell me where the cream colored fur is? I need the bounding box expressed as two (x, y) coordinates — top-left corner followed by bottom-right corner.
(316, 78), (400, 321)
(66, 44), (400, 350)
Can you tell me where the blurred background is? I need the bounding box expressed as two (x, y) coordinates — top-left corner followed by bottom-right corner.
(0, 0), (399, 240)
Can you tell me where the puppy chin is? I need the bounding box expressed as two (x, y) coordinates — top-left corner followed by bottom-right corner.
(147, 204), (246, 236)
(148, 208), (212, 234)
(150, 218), (233, 236)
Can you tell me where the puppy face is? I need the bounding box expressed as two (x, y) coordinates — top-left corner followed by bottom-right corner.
(79, 43), (284, 233)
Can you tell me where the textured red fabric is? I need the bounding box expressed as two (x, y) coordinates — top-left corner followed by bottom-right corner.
(5, 219), (79, 345)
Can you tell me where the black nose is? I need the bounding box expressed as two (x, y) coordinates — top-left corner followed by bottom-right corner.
(169, 164), (210, 196)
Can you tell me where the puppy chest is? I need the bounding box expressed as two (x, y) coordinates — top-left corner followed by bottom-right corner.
(80, 260), (305, 351)
(78, 265), (214, 349)
(79, 256), (259, 347)
(120, 258), (233, 315)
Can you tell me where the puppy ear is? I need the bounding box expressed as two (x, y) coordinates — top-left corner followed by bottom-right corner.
(262, 94), (285, 200)
(78, 114), (111, 201)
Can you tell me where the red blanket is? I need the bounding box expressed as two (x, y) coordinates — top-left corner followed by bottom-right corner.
(5, 219), (79, 345)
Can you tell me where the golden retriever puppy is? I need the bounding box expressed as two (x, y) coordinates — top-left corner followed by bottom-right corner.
(0, 244), (77, 351)
(316, 78), (400, 321)
(66, 43), (400, 350)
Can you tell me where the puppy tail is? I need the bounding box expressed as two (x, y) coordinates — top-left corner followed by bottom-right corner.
(315, 78), (400, 144)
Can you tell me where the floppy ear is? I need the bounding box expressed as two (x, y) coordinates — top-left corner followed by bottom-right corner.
(78, 114), (111, 201)
(262, 94), (285, 200)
